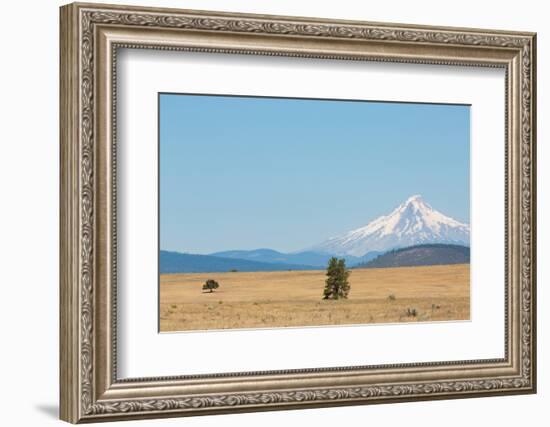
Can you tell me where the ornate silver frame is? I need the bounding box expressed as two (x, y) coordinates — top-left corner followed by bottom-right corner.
(60, 2), (536, 423)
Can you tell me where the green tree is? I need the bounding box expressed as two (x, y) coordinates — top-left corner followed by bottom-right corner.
(202, 279), (219, 293)
(322, 257), (351, 300)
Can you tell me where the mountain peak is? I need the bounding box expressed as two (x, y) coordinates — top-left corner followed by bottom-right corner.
(401, 194), (431, 209)
(306, 195), (470, 257)
(405, 194), (424, 203)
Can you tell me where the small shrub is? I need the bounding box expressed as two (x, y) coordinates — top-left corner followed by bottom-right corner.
(202, 279), (219, 293)
(388, 294), (396, 302)
(406, 308), (418, 317)
(229, 269), (238, 272)
(431, 304), (441, 310)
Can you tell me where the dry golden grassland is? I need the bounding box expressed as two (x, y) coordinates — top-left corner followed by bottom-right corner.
(160, 264), (470, 332)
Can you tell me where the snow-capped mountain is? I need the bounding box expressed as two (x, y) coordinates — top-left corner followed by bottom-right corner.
(307, 195), (470, 257)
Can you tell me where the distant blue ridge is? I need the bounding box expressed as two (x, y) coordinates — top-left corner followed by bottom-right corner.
(160, 244), (468, 274)
(159, 250), (320, 274)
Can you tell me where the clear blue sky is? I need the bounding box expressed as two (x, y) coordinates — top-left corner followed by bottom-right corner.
(160, 93), (470, 254)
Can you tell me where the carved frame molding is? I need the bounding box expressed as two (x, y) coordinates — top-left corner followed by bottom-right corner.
(60, 2), (536, 423)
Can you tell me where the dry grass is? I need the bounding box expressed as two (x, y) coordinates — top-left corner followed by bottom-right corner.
(160, 264), (470, 332)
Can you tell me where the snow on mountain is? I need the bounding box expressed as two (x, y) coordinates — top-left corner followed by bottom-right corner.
(307, 195), (470, 257)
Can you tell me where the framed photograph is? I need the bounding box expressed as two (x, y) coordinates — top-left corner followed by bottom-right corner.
(60, 2), (537, 423)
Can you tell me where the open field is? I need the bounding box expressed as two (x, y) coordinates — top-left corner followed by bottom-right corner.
(160, 264), (470, 332)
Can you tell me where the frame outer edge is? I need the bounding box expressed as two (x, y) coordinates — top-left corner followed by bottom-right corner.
(60, 3), (81, 424)
(68, 1), (536, 37)
(529, 33), (537, 393)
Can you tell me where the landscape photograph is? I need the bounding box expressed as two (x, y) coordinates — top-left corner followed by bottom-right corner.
(159, 93), (470, 332)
